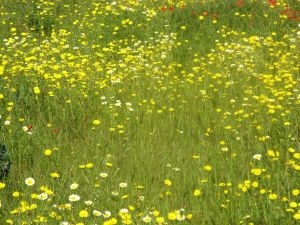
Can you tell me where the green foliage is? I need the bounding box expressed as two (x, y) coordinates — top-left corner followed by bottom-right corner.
(0, 145), (12, 180)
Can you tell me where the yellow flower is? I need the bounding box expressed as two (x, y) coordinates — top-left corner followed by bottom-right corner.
(0, 182), (6, 189)
(92, 119), (101, 125)
(268, 193), (277, 200)
(105, 5), (112, 11)
(294, 213), (300, 220)
(204, 165), (212, 171)
(0, 93), (4, 99)
(128, 205), (135, 211)
(86, 163), (93, 168)
(79, 209), (89, 218)
(167, 212), (176, 220)
(193, 189), (202, 196)
(156, 217), (165, 224)
(252, 181), (259, 188)
(33, 87), (40, 94)
(121, 216), (132, 224)
(44, 149), (52, 156)
(292, 189), (299, 196)
(0, 66), (4, 75)
(186, 213), (193, 220)
(50, 172), (60, 178)
(293, 153), (300, 159)
(164, 179), (172, 186)
(251, 168), (263, 176)
(260, 189), (266, 194)
(29, 203), (37, 210)
(106, 162), (113, 167)
(289, 202), (297, 208)
(267, 150), (279, 159)
(31, 193), (39, 199)
(6, 220), (13, 224)
(103, 218), (118, 225)
(12, 192), (20, 197)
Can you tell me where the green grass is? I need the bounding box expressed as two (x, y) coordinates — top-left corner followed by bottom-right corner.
(0, 0), (300, 224)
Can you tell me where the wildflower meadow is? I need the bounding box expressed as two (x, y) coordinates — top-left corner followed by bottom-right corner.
(0, 0), (300, 224)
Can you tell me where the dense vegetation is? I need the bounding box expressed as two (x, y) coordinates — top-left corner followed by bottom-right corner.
(0, 0), (299, 224)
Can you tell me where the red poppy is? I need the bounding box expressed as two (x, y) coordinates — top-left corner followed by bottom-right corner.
(168, 6), (175, 12)
(27, 124), (33, 131)
(290, 16), (300, 21)
(160, 6), (167, 12)
(202, 11), (208, 16)
(268, 0), (277, 6)
(53, 129), (60, 133)
(235, 0), (243, 7)
(280, 7), (299, 19)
